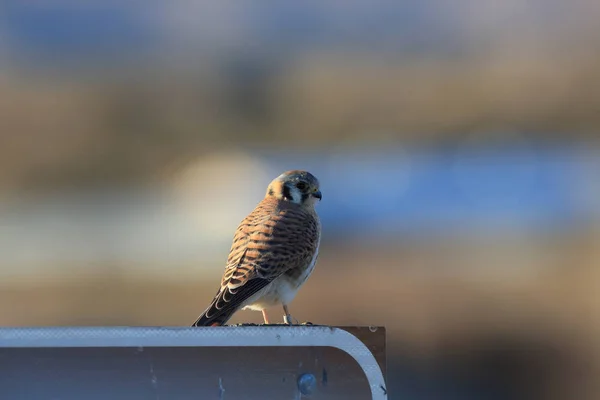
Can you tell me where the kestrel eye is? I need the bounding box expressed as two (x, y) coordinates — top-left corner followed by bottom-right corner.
(296, 182), (308, 190)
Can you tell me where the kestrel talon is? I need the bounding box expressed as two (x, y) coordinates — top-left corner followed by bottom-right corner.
(192, 170), (322, 326)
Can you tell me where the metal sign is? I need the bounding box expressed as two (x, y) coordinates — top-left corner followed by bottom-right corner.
(0, 325), (387, 399)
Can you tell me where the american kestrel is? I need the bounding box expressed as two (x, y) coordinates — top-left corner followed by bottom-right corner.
(192, 170), (322, 326)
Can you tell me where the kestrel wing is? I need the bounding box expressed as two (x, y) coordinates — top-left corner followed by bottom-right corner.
(225, 200), (320, 287)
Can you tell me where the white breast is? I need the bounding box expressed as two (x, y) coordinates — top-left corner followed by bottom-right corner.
(278, 222), (321, 305)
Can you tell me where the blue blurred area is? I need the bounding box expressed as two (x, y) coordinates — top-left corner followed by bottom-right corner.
(4, 1), (157, 61)
(3, 1), (588, 64)
(2, 1), (454, 59)
(262, 144), (599, 236)
(2, 144), (597, 269)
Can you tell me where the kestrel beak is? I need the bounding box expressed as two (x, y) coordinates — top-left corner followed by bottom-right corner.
(312, 190), (322, 200)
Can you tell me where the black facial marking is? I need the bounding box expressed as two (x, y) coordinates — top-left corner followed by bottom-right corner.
(268, 188), (275, 196)
(301, 193), (310, 203)
(282, 184), (293, 200)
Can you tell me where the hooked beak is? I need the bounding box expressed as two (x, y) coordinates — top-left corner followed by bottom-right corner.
(312, 190), (322, 200)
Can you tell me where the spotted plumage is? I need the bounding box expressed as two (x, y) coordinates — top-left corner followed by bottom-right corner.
(193, 170), (322, 326)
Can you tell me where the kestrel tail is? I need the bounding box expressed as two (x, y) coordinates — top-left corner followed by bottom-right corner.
(192, 170), (322, 327)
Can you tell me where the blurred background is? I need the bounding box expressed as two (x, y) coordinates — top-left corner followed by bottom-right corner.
(0, 1), (598, 399)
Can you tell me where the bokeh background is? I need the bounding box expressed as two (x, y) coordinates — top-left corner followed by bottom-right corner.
(1, 2), (598, 399)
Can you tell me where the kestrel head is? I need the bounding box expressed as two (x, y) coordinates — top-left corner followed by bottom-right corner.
(266, 170), (322, 207)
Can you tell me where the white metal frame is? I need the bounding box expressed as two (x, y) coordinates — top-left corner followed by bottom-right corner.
(0, 326), (387, 399)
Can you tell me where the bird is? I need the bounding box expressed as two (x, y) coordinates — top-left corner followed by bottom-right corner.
(192, 170), (322, 327)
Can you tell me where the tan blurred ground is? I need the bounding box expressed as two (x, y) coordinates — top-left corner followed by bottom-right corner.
(2, 52), (600, 193)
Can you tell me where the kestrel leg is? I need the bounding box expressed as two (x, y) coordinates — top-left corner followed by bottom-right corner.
(283, 304), (294, 325)
(262, 309), (270, 324)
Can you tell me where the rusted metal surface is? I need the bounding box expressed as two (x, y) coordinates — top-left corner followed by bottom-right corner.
(0, 326), (387, 399)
